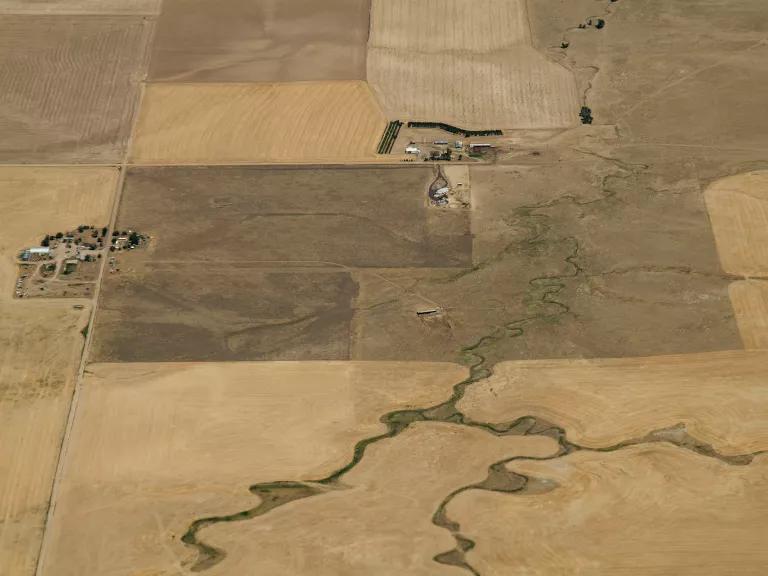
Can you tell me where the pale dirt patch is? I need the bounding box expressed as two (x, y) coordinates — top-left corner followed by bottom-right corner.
(458, 351), (768, 455)
(729, 280), (768, 349)
(367, 0), (579, 129)
(41, 361), (475, 575)
(0, 166), (114, 575)
(450, 445), (768, 576)
(204, 423), (557, 576)
(704, 170), (768, 277)
(130, 82), (388, 165)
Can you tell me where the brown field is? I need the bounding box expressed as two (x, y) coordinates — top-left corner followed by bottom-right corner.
(149, 0), (369, 82)
(0, 0), (160, 14)
(538, 0), (768, 147)
(39, 361), (488, 576)
(367, 0), (579, 128)
(450, 445), (768, 575)
(130, 82), (387, 164)
(0, 167), (114, 575)
(0, 16), (153, 163)
(705, 171), (768, 277)
(459, 350), (768, 455)
(90, 166), (471, 362)
(729, 280), (768, 349)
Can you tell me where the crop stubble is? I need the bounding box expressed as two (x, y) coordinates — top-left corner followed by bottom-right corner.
(367, 0), (579, 128)
(450, 445), (768, 575)
(39, 361), (479, 576)
(0, 167), (115, 576)
(130, 82), (388, 164)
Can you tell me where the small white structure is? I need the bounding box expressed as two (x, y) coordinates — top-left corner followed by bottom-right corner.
(469, 143), (492, 149)
(405, 146), (421, 155)
(433, 140), (448, 145)
(454, 140), (463, 149)
(29, 247), (50, 255)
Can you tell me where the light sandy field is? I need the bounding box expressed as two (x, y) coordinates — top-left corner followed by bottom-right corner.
(705, 170), (768, 277)
(450, 445), (768, 575)
(0, 167), (116, 298)
(204, 424), (556, 576)
(729, 280), (768, 349)
(0, 167), (114, 576)
(458, 350), (768, 455)
(0, 0), (160, 14)
(40, 361), (480, 575)
(367, 0), (579, 129)
(130, 82), (388, 164)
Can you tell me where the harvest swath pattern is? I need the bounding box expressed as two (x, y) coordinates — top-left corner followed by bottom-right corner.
(367, 0), (579, 129)
(131, 81), (387, 164)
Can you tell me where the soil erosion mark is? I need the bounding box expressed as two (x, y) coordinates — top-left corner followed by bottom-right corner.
(181, 152), (762, 574)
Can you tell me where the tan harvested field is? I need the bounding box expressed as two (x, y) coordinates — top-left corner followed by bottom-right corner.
(0, 167), (116, 297)
(459, 350), (768, 455)
(0, 0), (160, 14)
(149, 0), (369, 82)
(39, 361), (493, 576)
(450, 445), (768, 576)
(130, 82), (388, 164)
(0, 167), (114, 576)
(705, 171), (768, 277)
(0, 16), (153, 163)
(730, 280), (768, 349)
(203, 424), (556, 576)
(0, 306), (89, 576)
(367, 0), (579, 128)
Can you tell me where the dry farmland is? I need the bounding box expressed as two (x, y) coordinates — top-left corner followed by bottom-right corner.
(0, 0), (160, 14)
(458, 351), (768, 454)
(0, 167), (114, 576)
(705, 171), (768, 277)
(449, 445), (768, 576)
(729, 280), (768, 349)
(90, 166), (471, 362)
(367, 0), (579, 128)
(130, 82), (387, 164)
(149, 0), (370, 82)
(39, 361), (473, 576)
(0, 16), (153, 163)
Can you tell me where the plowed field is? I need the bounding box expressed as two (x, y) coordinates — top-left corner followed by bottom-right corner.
(130, 82), (387, 164)
(149, 0), (369, 82)
(0, 16), (153, 163)
(0, 1), (160, 14)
